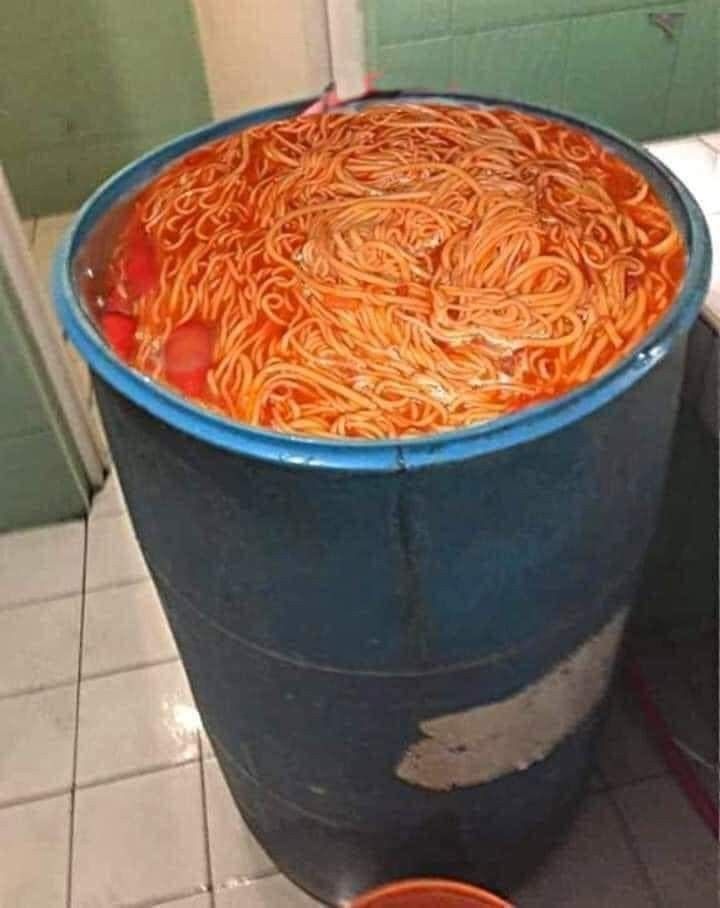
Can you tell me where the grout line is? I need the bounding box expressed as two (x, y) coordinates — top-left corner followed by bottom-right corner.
(0, 656), (180, 704)
(215, 868), (280, 892)
(75, 755), (201, 793)
(606, 791), (665, 908)
(0, 589), (84, 614)
(0, 758), (203, 814)
(81, 654), (180, 684)
(698, 136), (720, 153)
(0, 678), (78, 703)
(66, 516), (89, 908)
(198, 731), (217, 908)
(121, 885), (212, 908)
(83, 574), (154, 600)
(84, 574), (151, 598)
(0, 785), (73, 813)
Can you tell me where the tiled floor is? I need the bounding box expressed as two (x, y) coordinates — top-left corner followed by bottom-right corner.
(3, 133), (717, 906)
(0, 484), (716, 908)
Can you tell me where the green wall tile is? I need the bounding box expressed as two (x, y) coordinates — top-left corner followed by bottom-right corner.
(564, 8), (681, 138)
(375, 0), (451, 45)
(1, 0), (211, 216)
(3, 134), (174, 220)
(364, 0), (718, 139)
(0, 309), (49, 438)
(64, 4), (210, 140)
(0, 263), (88, 530)
(454, 22), (568, 106)
(0, 431), (86, 532)
(663, 0), (718, 135)
(451, 0), (660, 32)
(3, 151), (75, 222)
(376, 38), (455, 90)
(68, 134), (180, 202)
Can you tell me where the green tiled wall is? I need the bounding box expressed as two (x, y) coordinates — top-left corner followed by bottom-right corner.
(1, 0), (211, 217)
(0, 430), (87, 530)
(0, 264), (87, 531)
(365, 0), (718, 139)
(0, 1), (212, 527)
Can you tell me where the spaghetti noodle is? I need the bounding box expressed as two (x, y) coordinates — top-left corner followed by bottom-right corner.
(96, 103), (685, 438)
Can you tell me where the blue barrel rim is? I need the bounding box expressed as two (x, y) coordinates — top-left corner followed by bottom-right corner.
(53, 91), (712, 472)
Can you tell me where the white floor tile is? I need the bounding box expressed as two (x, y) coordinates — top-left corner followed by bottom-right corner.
(85, 512), (148, 591)
(700, 132), (720, 153)
(32, 212), (76, 293)
(0, 686), (76, 805)
(204, 758), (275, 889)
(215, 875), (321, 908)
(613, 776), (716, 907)
(0, 520), (85, 608)
(0, 595), (81, 697)
(76, 661), (199, 786)
(72, 763), (207, 908)
(645, 137), (720, 220)
(597, 693), (666, 789)
(82, 579), (177, 678)
(162, 895), (213, 908)
(514, 794), (655, 907)
(0, 794), (70, 908)
(89, 469), (126, 519)
(708, 212), (720, 294)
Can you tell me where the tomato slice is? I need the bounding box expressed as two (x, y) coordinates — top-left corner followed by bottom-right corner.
(100, 312), (137, 360)
(123, 227), (158, 298)
(164, 321), (213, 396)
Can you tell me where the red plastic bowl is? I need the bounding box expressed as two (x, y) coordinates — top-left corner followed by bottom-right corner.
(350, 878), (513, 908)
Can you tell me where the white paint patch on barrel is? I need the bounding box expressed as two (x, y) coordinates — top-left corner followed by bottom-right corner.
(396, 608), (628, 791)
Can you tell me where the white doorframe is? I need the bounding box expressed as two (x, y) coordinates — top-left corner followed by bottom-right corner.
(0, 168), (107, 491)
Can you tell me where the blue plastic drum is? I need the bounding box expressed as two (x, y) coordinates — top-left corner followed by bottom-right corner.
(54, 93), (711, 904)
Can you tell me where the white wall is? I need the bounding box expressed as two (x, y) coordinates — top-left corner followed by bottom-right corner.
(192, 0), (331, 120)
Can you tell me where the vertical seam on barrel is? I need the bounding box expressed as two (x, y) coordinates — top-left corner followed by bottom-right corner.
(395, 447), (431, 666)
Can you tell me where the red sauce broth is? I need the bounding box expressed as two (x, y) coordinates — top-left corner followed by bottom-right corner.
(82, 106), (685, 438)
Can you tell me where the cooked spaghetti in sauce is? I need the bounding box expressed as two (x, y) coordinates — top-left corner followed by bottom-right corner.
(94, 104), (685, 438)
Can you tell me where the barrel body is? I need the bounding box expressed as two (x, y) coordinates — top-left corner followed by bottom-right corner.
(95, 338), (684, 902)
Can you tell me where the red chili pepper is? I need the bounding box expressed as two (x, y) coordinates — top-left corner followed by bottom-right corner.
(164, 321), (213, 396)
(100, 312), (137, 360)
